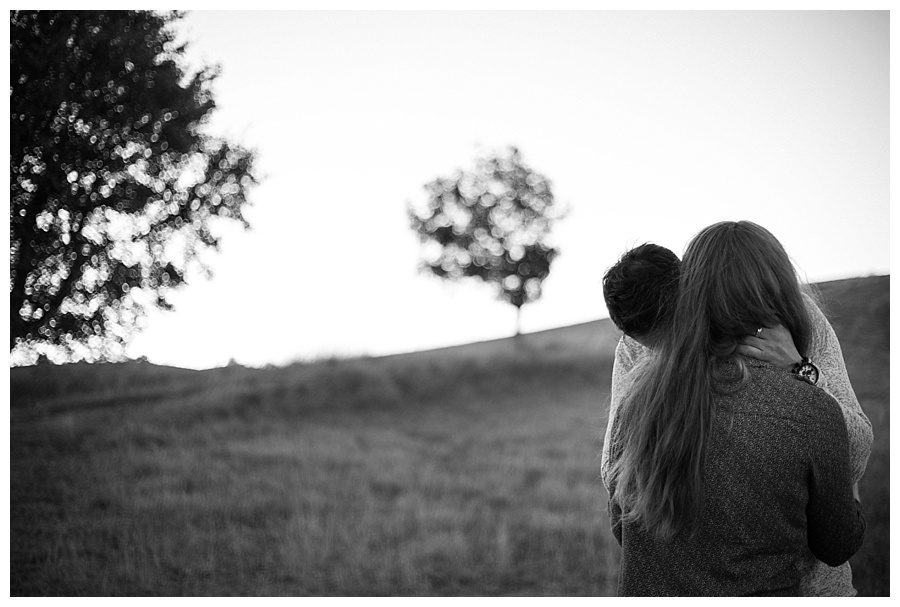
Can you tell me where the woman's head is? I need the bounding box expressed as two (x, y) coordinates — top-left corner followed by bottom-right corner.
(677, 220), (811, 359)
(609, 220), (812, 540)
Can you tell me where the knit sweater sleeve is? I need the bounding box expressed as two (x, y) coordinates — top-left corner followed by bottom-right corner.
(601, 335), (645, 490)
(805, 389), (867, 566)
(605, 392), (625, 547)
(805, 295), (873, 482)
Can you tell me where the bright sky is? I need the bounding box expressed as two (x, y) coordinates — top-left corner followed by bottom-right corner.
(125, 10), (889, 370)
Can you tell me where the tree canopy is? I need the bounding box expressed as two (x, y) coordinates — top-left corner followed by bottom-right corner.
(10, 10), (257, 362)
(408, 147), (566, 334)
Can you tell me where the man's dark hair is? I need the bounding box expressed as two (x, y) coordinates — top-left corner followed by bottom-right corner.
(602, 243), (681, 338)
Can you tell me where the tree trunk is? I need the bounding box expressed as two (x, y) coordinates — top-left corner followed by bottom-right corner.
(515, 305), (522, 337)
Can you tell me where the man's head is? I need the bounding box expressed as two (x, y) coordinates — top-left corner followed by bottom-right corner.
(602, 243), (681, 346)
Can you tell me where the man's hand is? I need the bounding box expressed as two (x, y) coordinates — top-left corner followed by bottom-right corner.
(735, 324), (801, 370)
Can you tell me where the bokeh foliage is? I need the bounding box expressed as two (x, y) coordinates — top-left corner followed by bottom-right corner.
(10, 10), (257, 361)
(408, 147), (566, 333)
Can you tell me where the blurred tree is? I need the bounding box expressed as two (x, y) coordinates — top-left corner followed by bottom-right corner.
(408, 147), (566, 336)
(10, 10), (257, 361)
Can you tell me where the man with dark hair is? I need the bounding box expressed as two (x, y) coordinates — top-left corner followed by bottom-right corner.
(602, 243), (680, 347)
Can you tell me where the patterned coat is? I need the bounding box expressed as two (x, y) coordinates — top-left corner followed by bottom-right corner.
(601, 295), (872, 596)
(606, 358), (866, 596)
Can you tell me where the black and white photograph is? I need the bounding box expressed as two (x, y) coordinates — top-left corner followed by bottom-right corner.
(9, 7), (890, 597)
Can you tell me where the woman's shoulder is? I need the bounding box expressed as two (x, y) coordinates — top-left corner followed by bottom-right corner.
(740, 359), (842, 423)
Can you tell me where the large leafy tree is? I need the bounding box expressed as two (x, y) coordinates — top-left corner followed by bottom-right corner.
(10, 10), (257, 361)
(408, 147), (566, 335)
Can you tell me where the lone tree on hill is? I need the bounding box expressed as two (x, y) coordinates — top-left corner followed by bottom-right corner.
(10, 10), (257, 362)
(408, 147), (566, 336)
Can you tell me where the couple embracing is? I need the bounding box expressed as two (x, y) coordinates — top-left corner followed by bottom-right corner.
(600, 220), (871, 596)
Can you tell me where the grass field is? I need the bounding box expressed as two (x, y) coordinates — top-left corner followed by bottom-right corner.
(9, 275), (889, 596)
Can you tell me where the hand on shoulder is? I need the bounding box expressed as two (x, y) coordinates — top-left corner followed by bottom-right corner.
(736, 324), (801, 370)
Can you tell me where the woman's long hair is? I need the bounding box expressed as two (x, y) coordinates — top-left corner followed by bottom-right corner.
(608, 221), (813, 539)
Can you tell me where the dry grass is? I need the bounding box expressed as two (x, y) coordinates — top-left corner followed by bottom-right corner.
(11, 346), (619, 596)
(9, 275), (888, 596)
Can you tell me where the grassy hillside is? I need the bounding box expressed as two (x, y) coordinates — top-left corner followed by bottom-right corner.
(811, 275), (890, 596)
(9, 275), (889, 596)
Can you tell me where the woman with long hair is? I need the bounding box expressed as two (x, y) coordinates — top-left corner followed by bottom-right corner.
(606, 221), (866, 596)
